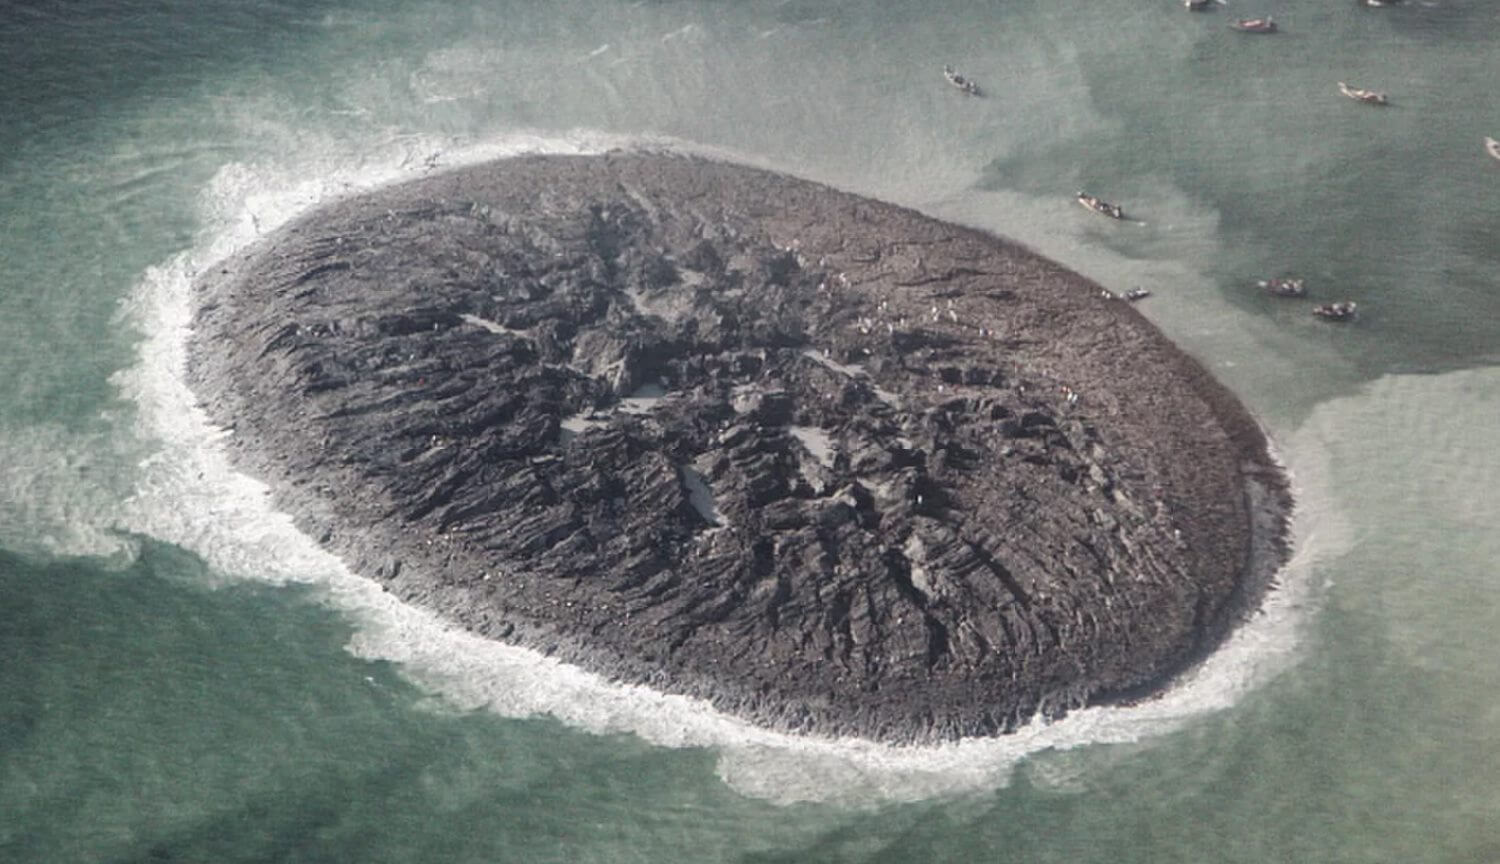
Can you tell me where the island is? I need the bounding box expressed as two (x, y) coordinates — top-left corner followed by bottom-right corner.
(188, 152), (1292, 744)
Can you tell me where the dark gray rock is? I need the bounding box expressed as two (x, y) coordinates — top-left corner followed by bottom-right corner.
(188, 153), (1293, 744)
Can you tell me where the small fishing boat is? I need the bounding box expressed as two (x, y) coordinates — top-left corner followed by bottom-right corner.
(1185, 0), (1213, 10)
(1338, 81), (1388, 106)
(1485, 136), (1500, 162)
(943, 65), (982, 97)
(1124, 288), (1151, 301)
(1359, 0), (1402, 7)
(1076, 192), (1125, 220)
(1257, 277), (1307, 297)
(1230, 17), (1277, 32)
(1313, 301), (1357, 321)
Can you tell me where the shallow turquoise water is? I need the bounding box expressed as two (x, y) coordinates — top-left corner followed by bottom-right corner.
(3, 0), (1499, 860)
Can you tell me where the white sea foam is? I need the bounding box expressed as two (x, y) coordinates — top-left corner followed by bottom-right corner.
(110, 128), (1362, 807)
(0, 423), (141, 567)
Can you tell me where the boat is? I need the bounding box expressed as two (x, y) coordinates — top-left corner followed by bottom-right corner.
(943, 65), (982, 97)
(1485, 137), (1500, 162)
(1257, 277), (1307, 297)
(1359, 0), (1402, 7)
(1076, 192), (1125, 220)
(1313, 301), (1357, 321)
(1185, 0), (1213, 10)
(1124, 288), (1151, 301)
(1338, 81), (1388, 106)
(1230, 17), (1277, 32)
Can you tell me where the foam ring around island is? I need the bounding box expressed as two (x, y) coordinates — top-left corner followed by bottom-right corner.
(187, 152), (1293, 745)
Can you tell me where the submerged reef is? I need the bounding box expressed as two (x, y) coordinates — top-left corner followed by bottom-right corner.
(189, 153), (1291, 743)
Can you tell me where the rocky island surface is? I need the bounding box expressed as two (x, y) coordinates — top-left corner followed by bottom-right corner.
(189, 153), (1292, 743)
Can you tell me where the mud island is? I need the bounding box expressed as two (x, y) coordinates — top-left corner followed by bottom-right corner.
(189, 153), (1292, 744)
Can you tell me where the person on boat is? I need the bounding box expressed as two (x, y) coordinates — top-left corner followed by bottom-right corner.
(1315, 301), (1357, 319)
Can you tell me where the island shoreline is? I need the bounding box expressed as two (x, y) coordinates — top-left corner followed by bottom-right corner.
(187, 151), (1294, 744)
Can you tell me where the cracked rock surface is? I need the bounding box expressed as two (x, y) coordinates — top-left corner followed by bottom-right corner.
(189, 153), (1292, 743)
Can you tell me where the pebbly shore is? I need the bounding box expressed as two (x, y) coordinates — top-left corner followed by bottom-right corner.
(188, 152), (1293, 744)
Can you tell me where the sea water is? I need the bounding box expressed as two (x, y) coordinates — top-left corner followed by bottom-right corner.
(3, 0), (1499, 860)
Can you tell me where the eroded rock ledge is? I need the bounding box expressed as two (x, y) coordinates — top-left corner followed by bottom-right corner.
(189, 153), (1292, 743)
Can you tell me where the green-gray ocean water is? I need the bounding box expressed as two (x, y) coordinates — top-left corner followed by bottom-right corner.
(3, 1), (1498, 860)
